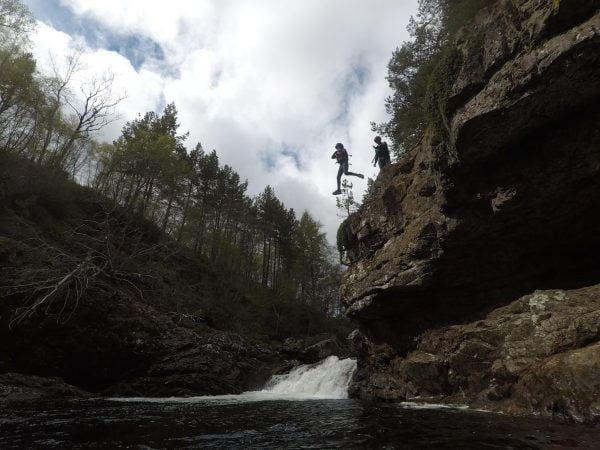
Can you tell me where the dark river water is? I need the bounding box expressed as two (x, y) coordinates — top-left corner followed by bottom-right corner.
(1, 396), (599, 449)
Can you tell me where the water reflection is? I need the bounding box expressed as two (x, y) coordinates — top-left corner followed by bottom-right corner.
(0, 398), (598, 449)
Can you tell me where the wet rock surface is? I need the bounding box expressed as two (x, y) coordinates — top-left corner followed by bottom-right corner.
(282, 336), (348, 364)
(342, 0), (600, 423)
(350, 286), (600, 423)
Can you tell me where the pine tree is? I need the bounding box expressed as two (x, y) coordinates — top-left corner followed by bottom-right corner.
(335, 179), (359, 217)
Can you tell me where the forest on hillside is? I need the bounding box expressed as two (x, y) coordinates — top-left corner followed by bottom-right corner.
(0, 0), (349, 342)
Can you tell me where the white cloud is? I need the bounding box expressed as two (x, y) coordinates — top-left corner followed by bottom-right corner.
(28, 0), (419, 242)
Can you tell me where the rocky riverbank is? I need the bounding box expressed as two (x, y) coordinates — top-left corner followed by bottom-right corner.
(0, 285), (347, 400)
(0, 288), (281, 399)
(341, 0), (600, 423)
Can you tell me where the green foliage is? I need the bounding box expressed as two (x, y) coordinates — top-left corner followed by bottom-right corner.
(0, 0), (35, 53)
(335, 179), (359, 218)
(443, 0), (491, 37)
(373, 0), (492, 155)
(336, 219), (349, 262)
(0, 153), (76, 222)
(552, 0), (560, 9)
(1, 0), (123, 173)
(423, 45), (461, 140)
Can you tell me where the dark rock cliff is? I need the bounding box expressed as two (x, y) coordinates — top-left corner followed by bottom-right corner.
(341, 0), (600, 423)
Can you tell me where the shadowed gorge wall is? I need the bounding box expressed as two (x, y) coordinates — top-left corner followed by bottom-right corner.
(341, 0), (600, 423)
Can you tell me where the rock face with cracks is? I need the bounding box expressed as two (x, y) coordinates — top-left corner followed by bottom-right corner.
(341, 0), (600, 423)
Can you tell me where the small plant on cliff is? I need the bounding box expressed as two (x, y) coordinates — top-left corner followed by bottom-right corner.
(336, 219), (350, 265)
(335, 178), (359, 217)
(423, 45), (461, 139)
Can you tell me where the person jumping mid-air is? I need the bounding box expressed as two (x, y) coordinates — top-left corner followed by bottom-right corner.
(331, 142), (363, 195)
(372, 136), (391, 169)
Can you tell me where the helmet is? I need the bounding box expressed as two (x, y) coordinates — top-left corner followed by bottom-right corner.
(335, 143), (344, 150)
(374, 136), (382, 143)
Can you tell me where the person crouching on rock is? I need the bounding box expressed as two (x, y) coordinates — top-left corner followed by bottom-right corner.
(373, 136), (391, 169)
(331, 142), (364, 195)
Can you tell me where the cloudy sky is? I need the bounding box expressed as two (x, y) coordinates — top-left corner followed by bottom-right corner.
(23, 0), (418, 243)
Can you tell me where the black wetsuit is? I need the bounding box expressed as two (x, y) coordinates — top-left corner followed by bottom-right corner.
(332, 148), (362, 190)
(373, 141), (391, 169)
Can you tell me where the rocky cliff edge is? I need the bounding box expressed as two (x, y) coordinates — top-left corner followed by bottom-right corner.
(341, 0), (600, 423)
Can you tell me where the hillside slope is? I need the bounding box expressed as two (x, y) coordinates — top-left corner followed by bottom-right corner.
(0, 154), (349, 398)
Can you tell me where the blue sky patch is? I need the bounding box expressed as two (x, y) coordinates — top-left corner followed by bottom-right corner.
(281, 145), (303, 170)
(259, 150), (277, 171)
(259, 143), (303, 173)
(331, 61), (371, 127)
(24, 0), (169, 73)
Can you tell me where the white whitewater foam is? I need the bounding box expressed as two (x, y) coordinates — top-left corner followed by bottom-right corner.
(261, 355), (356, 399)
(109, 356), (357, 403)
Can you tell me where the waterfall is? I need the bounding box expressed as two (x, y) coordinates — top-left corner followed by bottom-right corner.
(109, 356), (357, 403)
(260, 356), (357, 399)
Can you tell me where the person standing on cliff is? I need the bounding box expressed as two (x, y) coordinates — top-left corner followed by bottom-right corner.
(372, 136), (391, 169)
(331, 142), (364, 195)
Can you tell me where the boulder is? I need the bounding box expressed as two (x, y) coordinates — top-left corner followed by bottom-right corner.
(282, 336), (348, 364)
(303, 339), (343, 363)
